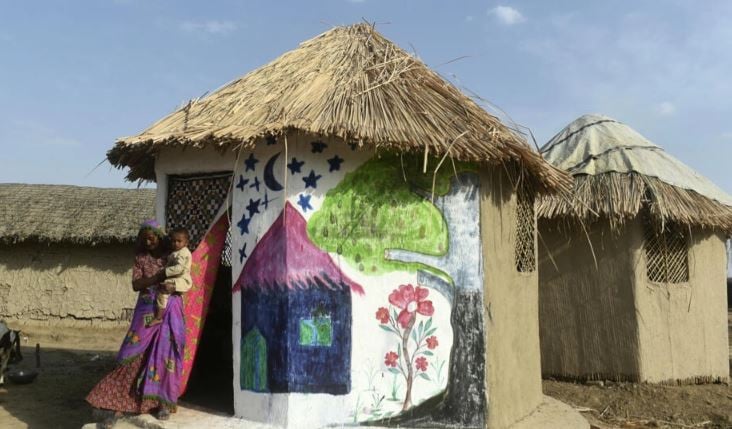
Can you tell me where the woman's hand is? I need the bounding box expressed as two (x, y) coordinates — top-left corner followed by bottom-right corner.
(159, 283), (176, 294)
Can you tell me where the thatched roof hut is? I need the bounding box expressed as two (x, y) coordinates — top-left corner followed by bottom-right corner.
(115, 24), (583, 429)
(0, 184), (155, 330)
(537, 114), (732, 233)
(0, 183), (155, 245)
(107, 23), (569, 194)
(537, 114), (730, 384)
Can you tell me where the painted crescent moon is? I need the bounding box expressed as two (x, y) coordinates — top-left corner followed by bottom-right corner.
(263, 152), (284, 191)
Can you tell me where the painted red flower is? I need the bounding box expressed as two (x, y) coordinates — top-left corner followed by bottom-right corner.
(384, 351), (399, 368)
(415, 356), (428, 371)
(426, 336), (438, 349)
(375, 307), (390, 324)
(388, 284), (434, 328)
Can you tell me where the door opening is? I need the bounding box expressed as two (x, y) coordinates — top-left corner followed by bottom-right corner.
(180, 264), (233, 414)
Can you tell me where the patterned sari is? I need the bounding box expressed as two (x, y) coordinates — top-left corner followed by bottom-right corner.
(86, 214), (229, 414)
(86, 252), (185, 413)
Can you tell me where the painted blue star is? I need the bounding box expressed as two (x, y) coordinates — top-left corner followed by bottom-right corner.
(287, 157), (305, 175)
(302, 170), (322, 189)
(237, 214), (251, 235)
(266, 135), (277, 145)
(297, 193), (313, 212)
(249, 176), (261, 192)
(246, 198), (261, 217)
(327, 155), (344, 172)
(348, 142), (358, 151)
(311, 141), (327, 153)
(244, 154), (259, 172)
(236, 175), (249, 191)
(239, 244), (248, 262)
(262, 192), (277, 210)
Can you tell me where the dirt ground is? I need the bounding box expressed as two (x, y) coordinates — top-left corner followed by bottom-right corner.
(0, 327), (122, 429)
(0, 317), (731, 429)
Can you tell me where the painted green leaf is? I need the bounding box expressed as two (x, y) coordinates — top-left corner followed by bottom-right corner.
(307, 155), (475, 275)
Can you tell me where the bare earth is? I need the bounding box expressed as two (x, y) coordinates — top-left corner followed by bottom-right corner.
(0, 316), (731, 429)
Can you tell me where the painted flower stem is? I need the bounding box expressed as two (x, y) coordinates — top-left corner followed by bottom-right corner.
(401, 316), (416, 411)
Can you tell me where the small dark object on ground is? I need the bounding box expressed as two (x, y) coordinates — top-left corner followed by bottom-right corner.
(7, 368), (38, 384)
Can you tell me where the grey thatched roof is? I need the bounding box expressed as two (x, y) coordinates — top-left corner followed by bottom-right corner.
(108, 24), (570, 194)
(537, 114), (732, 234)
(0, 184), (156, 245)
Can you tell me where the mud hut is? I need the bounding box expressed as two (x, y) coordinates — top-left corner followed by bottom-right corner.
(107, 24), (578, 429)
(537, 114), (731, 384)
(0, 183), (155, 329)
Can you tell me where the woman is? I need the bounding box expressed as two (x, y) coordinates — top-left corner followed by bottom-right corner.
(87, 220), (186, 423)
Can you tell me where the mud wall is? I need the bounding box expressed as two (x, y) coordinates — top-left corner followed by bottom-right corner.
(0, 242), (137, 327)
(633, 224), (730, 383)
(538, 219), (641, 381)
(480, 168), (543, 429)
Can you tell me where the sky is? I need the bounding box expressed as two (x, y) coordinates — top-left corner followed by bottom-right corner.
(1, 0), (731, 196)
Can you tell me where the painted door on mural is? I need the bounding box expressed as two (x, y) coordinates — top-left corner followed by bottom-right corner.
(231, 137), (486, 428)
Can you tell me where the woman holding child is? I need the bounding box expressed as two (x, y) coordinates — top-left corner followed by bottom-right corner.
(86, 220), (188, 422)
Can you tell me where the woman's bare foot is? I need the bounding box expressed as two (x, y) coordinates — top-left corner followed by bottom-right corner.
(156, 408), (170, 421)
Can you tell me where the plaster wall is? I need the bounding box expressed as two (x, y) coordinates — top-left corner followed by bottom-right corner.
(632, 223), (730, 383)
(0, 243), (137, 326)
(538, 219), (641, 380)
(480, 169), (543, 429)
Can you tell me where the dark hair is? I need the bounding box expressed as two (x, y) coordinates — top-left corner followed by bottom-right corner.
(170, 227), (190, 240)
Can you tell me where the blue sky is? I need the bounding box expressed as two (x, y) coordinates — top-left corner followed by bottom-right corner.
(1, 0), (731, 196)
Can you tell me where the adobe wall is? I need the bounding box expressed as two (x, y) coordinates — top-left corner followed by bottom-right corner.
(537, 219), (641, 381)
(0, 242), (138, 328)
(480, 168), (543, 429)
(632, 222), (730, 383)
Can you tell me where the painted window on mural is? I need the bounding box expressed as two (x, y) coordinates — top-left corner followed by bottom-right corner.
(644, 221), (689, 283)
(299, 316), (333, 347)
(515, 185), (536, 273)
(240, 327), (268, 392)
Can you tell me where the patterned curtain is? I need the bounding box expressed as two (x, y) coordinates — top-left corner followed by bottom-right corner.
(166, 172), (233, 265)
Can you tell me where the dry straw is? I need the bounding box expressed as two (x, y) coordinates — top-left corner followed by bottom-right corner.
(107, 23), (570, 195)
(537, 172), (732, 234)
(0, 184), (155, 245)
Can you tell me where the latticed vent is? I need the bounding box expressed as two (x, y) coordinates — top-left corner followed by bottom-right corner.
(166, 172), (232, 262)
(515, 186), (536, 273)
(644, 221), (689, 283)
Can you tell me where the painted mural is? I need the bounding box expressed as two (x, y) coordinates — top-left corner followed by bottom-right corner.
(230, 136), (485, 428)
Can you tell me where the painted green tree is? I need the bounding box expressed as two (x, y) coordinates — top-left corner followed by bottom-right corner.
(307, 155), (470, 277)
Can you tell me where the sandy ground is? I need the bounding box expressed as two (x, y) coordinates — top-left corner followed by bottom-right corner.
(0, 315), (730, 429)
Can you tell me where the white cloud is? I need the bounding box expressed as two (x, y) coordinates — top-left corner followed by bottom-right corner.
(465, 15), (475, 22)
(180, 20), (237, 35)
(489, 6), (526, 26)
(656, 101), (676, 116)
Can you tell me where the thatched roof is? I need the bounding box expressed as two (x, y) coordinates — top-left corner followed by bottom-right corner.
(537, 114), (732, 234)
(107, 23), (569, 193)
(0, 184), (155, 245)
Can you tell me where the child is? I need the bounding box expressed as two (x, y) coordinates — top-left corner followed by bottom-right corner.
(149, 227), (192, 326)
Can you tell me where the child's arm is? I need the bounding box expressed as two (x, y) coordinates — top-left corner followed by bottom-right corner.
(165, 252), (188, 278)
(171, 249), (193, 293)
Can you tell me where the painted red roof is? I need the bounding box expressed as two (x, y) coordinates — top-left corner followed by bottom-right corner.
(233, 202), (364, 295)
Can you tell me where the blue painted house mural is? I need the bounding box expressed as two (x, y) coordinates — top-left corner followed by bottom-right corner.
(234, 202), (363, 395)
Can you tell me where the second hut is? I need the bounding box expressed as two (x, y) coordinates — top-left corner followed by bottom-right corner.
(537, 114), (731, 384)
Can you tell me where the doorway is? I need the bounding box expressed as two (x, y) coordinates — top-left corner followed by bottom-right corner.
(180, 263), (233, 414)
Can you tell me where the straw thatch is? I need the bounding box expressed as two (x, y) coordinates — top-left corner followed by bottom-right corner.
(0, 184), (155, 245)
(107, 23), (569, 193)
(537, 115), (732, 234)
